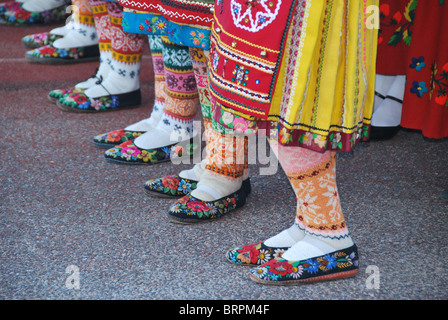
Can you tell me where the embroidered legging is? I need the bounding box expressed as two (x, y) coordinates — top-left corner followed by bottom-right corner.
(105, 1), (145, 81)
(189, 47), (248, 182)
(90, 0), (111, 60)
(270, 140), (350, 241)
(72, 0), (94, 28)
(148, 35), (166, 109)
(160, 36), (199, 122)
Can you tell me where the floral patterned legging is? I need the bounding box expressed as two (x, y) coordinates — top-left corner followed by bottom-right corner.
(189, 47), (248, 183)
(269, 139), (350, 241)
(161, 36), (199, 121)
(189, 45), (349, 239)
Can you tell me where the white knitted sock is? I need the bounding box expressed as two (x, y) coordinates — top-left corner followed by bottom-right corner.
(179, 160), (206, 181)
(282, 234), (354, 261)
(49, 24), (71, 36)
(84, 59), (141, 97)
(263, 224), (305, 248)
(133, 111), (194, 149)
(191, 170), (242, 201)
(52, 25), (98, 49)
(22, 0), (64, 12)
(75, 51), (111, 89)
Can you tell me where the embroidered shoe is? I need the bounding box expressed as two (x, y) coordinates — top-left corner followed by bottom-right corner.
(249, 245), (359, 285)
(48, 87), (86, 103)
(104, 139), (199, 165)
(25, 44), (100, 65)
(0, 1), (22, 17)
(144, 175), (199, 198)
(168, 187), (246, 224)
(93, 129), (145, 149)
(226, 242), (289, 267)
(145, 175), (252, 198)
(56, 89), (141, 113)
(22, 32), (63, 49)
(0, 3), (67, 26)
(48, 67), (104, 103)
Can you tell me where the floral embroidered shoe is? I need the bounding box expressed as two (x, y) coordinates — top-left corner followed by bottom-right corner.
(226, 242), (289, 267)
(48, 87), (86, 103)
(25, 44), (100, 65)
(145, 175), (252, 198)
(56, 89), (141, 113)
(93, 129), (145, 149)
(0, 3), (67, 26)
(249, 245), (359, 285)
(168, 187), (246, 224)
(144, 175), (198, 198)
(22, 32), (63, 49)
(104, 139), (198, 165)
(0, 1), (22, 18)
(49, 67), (106, 104)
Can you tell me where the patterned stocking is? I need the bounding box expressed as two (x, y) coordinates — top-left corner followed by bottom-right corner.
(125, 35), (166, 131)
(176, 46), (247, 199)
(191, 118), (246, 201)
(84, 1), (144, 98)
(177, 47), (209, 181)
(75, 0), (111, 89)
(270, 140), (354, 261)
(182, 46), (248, 199)
(133, 36), (198, 149)
(164, 47), (248, 221)
(166, 114), (248, 223)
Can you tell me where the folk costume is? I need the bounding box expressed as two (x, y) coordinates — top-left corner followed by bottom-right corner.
(0, 0), (67, 25)
(48, 0), (146, 112)
(96, 0), (205, 165)
(25, 0), (101, 64)
(373, 0), (448, 140)
(112, 0), (251, 207)
(206, 0), (378, 285)
(22, 25), (71, 49)
(2, 0), (100, 64)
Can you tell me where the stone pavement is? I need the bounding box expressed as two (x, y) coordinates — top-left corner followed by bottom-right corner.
(1, 23), (447, 301)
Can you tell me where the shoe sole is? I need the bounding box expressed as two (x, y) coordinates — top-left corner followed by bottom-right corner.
(249, 269), (359, 286)
(225, 256), (258, 267)
(92, 141), (118, 149)
(104, 157), (171, 165)
(47, 95), (59, 104)
(169, 199), (246, 225)
(144, 187), (183, 199)
(25, 54), (99, 65)
(169, 215), (211, 225)
(56, 100), (141, 113)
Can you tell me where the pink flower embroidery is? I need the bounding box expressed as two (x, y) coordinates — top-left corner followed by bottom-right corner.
(91, 99), (103, 110)
(122, 146), (141, 159)
(233, 117), (250, 133)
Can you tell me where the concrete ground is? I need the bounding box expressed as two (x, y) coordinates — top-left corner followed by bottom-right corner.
(1, 22), (447, 302)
